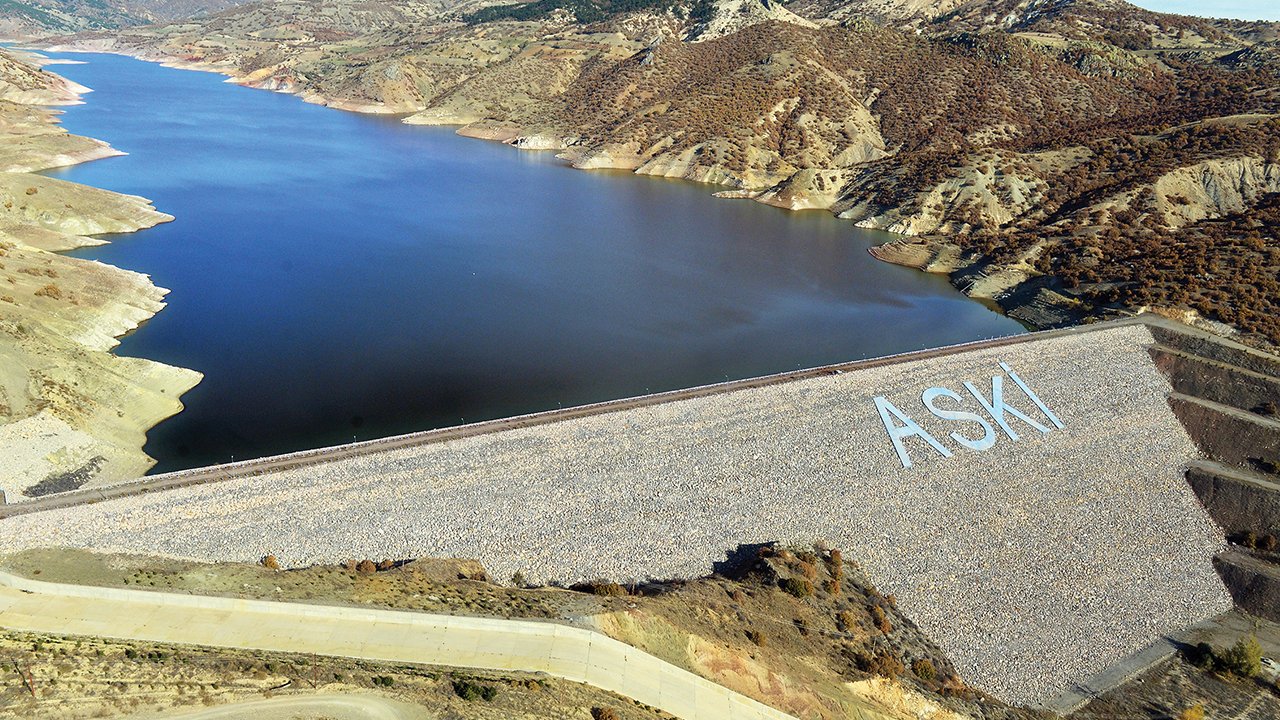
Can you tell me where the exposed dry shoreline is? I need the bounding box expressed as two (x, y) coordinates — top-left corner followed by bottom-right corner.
(0, 47), (201, 503)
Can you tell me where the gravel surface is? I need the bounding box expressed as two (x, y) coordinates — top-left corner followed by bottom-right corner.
(0, 324), (1231, 705)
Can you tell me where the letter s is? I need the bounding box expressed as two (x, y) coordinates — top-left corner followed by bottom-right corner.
(922, 387), (996, 452)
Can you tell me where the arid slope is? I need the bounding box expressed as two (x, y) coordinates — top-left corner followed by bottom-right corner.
(0, 48), (200, 503)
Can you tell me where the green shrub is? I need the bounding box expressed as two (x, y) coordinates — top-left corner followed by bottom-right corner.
(912, 658), (937, 681)
(779, 577), (813, 598)
(452, 678), (498, 701)
(1219, 636), (1262, 678)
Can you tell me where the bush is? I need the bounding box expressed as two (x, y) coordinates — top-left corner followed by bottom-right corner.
(745, 629), (766, 646)
(854, 650), (905, 678)
(355, 559), (377, 575)
(827, 549), (844, 581)
(452, 679), (497, 701)
(260, 555), (280, 570)
(836, 610), (858, 632)
(571, 580), (629, 596)
(912, 658), (937, 681)
(1179, 704), (1205, 720)
(779, 577), (813, 598)
(1219, 636), (1262, 678)
(871, 605), (893, 634)
(592, 708), (621, 720)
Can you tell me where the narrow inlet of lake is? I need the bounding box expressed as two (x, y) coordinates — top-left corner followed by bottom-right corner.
(43, 51), (1025, 473)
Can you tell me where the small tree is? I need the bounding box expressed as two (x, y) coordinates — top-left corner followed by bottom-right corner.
(1219, 636), (1262, 678)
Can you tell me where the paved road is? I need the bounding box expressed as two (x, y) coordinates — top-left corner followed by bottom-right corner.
(0, 570), (797, 720)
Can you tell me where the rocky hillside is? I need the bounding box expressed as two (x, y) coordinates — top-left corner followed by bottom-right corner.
(0, 0), (248, 37)
(44, 0), (1280, 345)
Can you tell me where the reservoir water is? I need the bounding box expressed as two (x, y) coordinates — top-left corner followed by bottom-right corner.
(43, 52), (1025, 473)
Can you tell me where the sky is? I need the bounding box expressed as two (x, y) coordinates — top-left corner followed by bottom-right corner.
(1130, 1), (1280, 21)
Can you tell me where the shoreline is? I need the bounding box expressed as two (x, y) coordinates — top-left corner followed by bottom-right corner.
(0, 47), (201, 503)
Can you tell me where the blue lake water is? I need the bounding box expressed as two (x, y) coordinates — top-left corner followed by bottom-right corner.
(42, 51), (1025, 473)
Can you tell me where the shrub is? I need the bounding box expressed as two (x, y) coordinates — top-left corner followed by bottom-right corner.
(827, 549), (844, 581)
(779, 577), (813, 598)
(590, 581), (628, 597)
(836, 610), (858, 632)
(452, 679), (497, 701)
(1260, 534), (1278, 552)
(912, 658), (937, 681)
(355, 560), (377, 575)
(376, 559), (395, 571)
(871, 605), (893, 634)
(1219, 636), (1262, 678)
(1179, 704), (1205, 720)
(24, 187), (36, 195)
(745, 629), (766, 646)
(591, 708), (621, 720)
(34, 284), (61, 300)
(854, 650), (905, 678)
(260, 555), (280, 570)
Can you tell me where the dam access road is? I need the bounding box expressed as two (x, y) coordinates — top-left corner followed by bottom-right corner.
(5, 316), (1279, 707)
(0, 569), (796, 720)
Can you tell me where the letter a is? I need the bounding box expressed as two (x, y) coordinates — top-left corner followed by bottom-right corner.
(874, 396), (952, 469)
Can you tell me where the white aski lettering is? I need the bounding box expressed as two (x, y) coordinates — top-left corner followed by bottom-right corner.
(876, 363), (1065, 469)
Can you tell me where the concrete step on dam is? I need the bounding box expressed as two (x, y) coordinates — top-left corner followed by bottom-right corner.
(3, 316), (1279, 707)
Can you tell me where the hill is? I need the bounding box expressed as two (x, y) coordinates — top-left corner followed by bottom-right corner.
(0, 0), (248, 38)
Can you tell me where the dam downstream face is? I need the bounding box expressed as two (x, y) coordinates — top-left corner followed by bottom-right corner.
(46, 52), (1024, 472)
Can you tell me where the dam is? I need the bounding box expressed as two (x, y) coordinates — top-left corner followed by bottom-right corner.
(5, 315), (1279, 707)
